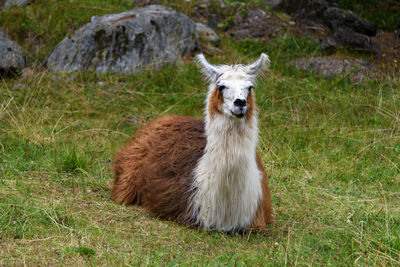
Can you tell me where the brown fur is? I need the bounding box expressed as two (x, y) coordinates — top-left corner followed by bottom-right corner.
(246, 90), (255, 121)
(112, 116), (206, 225)
(251, 154), (274, 229)
(112, 115), (273, 229)
(208, 87), (224, 118)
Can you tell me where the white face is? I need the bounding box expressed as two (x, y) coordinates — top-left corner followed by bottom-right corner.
(216, 71), (254, 118)
(196, 53), (270, 119)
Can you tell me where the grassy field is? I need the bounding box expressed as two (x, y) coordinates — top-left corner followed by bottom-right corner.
(1, 0), (400, 266)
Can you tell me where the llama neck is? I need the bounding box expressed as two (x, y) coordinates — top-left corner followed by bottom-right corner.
(203, 82), (260, 169)
(203, 83), (259, 158)
(190, 97), (262, 232)
(205, 113), (258, 155)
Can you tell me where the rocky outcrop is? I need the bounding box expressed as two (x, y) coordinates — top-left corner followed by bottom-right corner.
(274, 0), (331, 19)
(0, 30), (26, 74)
(335, 30), (380, 55)
(2, 0), (34, 8)
(262, 0), (282, 9)
(46, 5), (198, 73)
(275, 0), (377, 35)
(275, 0), (380, 55)
(323, 7), (377, 36)
(395, 18), (400, 39)
(230, 7), (284, 40)
(320, 36), (338, 53)
(288, 56), (377, 82)
(196, 22), (220, 46)
(321, 30), (381, 56)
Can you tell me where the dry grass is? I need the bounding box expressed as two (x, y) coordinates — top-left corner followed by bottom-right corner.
(0, 0), (399, 265)
(1, 62), (399, 265)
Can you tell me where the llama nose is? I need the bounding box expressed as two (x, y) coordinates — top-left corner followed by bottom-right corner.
(234, 99), (247, 107)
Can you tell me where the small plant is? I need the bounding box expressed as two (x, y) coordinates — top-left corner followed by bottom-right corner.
(62, 246), (96, 257)
(55, 146), (90, 174)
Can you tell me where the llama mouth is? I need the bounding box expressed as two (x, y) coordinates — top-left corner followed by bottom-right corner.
(231, 111), (246, 118)
(231, 106), (247, 118)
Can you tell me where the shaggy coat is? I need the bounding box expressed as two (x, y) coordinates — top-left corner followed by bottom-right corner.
(112, 54), (273, 232)
(113, 116), (206, 225)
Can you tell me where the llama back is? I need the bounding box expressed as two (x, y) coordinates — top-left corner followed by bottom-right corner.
(112, 115), (206, 225)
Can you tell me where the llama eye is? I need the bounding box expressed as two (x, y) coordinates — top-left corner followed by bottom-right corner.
(218, 85), (226, 93)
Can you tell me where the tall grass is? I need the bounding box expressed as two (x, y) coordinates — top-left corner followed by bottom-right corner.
(1, 54), (399, 265)
(1, 0), (399, 265)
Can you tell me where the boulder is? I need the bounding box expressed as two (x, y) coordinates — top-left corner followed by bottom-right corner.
(333, 29), (380, 56)
(230, 7), (283, 40)
(262, 0), (282, 9)
(321, 30), (381, 56)
(288, 56), (377, 82)
(320, 36), (338, 53)
(0, 30), (26, 74)
(2, 0), (34, 8)
(274, 0), (377, 37)
(46, 5), (198, 73)
(274, 0), (331, 19)
(323, 7), (377, 36)
(196, 22), (220, 46)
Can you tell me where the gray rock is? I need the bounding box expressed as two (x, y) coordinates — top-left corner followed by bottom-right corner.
(207, 14), (218, 30)
(262, 0), (282, 9)
(46, 5), (198, 73)
(321, 29), (381, 56)
(3, 0), (34, 8)
(288, 56), (377, 83)
(323, 7), (377, 36)
(334, 29), (380, 56)
(230, 7), (283, 40)
(0, 30), (26, 73)
(395, 18), (400, 39)
(196, 22), (220, 46)
(274, 0), (331, 18)
(199, 43), (223, 57)
(275, 0), (377, 39)
(320, 36), (338, 53)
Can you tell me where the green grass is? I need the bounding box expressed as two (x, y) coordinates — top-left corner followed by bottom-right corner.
(1, 53), (399, 265)
(1, 0), (400, 265)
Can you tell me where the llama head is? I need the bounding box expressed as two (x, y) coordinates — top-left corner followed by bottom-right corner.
(196, 54), (270, 119)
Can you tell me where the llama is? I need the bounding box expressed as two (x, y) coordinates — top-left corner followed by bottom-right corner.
(112, 54), (273, 232)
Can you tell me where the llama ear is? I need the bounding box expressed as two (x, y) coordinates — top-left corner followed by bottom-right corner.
(246, 53), (270, 76)
(195, 54), (221, 82)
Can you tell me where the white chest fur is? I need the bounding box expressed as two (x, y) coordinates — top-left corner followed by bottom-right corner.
(191, 114), (262, 232)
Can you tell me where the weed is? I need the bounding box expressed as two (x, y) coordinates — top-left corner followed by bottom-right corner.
(62, 246), (96, 257)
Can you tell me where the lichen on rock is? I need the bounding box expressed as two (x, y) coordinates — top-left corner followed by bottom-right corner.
(46, 5), (198, 73)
